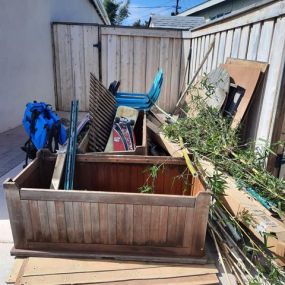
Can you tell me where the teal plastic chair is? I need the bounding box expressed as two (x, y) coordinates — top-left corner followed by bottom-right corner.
(115, 69), (163, 110)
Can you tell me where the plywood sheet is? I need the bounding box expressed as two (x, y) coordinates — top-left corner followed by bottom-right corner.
(221, 64), (261, 128)
(13, 257), (218, 285)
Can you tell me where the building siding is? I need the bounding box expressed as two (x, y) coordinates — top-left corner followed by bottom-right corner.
(0, 0), (104, 133)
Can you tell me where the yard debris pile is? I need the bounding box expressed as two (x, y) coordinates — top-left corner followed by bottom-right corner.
(15, 57), (285, 285)
(160, 59), (285, 284)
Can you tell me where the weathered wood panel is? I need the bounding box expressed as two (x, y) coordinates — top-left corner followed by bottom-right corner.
(100, 27), (188, 113)
(53, 24), (99, 111)
(5, 153), (210, 260)
(188, 2), (285, 146)
(54, 24), (189, 113)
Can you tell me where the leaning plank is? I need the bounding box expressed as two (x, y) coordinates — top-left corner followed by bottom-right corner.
(50, 153), (66, 189)
(221, 64), (261, 128)
(147, 119), (183, 157)
(18, 264), (218, 285)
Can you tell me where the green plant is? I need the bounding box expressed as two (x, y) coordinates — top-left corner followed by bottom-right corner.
(103, 0), (130, 25)
(162, 75), (285, 284)
(138, 164), (164, 194)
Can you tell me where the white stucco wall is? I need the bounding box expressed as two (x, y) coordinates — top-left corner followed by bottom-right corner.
(0, 0), (104, 133)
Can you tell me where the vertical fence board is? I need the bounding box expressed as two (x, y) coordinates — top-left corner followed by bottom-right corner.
(145, 38), (160, 92)
(56, 25), (72, 110)
(195, 37), (202, 72)
(224, 30), (233, 62)
(191, 38), (197, 78)
(133, 36), (147, 93)
(202, 35), (210, 74)
(70, 25), (85, 107)
(256, 18), (285, 143)
(212, 33), (220, 69)
(83, 26), (99, 110)
(170, 38), (182, 110)
(206, 34), (215, 73)
(247, 23), (261, 60)
(101, 35), (108, 87)
(54, 25), (186, 112)
(257, 20), (275, 62)
(238, 25), (250, 59)
(217, 31), (226, 66)
(231, 28), (241, 58)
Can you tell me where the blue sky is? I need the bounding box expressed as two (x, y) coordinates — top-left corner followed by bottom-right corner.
(124, 0), (205, 25)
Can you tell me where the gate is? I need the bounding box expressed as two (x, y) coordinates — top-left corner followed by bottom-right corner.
(52, 24), (190, 112)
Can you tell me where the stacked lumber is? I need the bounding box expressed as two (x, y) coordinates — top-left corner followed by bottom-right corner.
(198, 159), (285, 264)
(7, 257), (219, 285)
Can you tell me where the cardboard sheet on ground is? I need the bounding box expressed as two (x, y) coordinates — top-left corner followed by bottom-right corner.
(221, 64), (261, 128)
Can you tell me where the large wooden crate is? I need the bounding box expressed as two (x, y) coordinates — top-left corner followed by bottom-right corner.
(4, 151), (210, 262)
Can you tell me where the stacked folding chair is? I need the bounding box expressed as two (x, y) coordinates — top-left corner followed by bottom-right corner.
(115, 69), (163, 110)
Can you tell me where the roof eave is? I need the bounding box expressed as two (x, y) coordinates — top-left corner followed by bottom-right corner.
(90, 0), (111, 25)
(178, 0), (226, 16)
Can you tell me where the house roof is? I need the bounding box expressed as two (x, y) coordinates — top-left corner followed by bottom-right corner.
(178, 0), (226, 17)
(90, 0), (111, 25)
(148, 16), (205, 30)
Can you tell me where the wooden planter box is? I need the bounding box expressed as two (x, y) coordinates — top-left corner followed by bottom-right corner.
(5, 151), (210, 262)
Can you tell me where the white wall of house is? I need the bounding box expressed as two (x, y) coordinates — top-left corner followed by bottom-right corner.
(180, 0), (261, 21)
(0, 0), (104, 133)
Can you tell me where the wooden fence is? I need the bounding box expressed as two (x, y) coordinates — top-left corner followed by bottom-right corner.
(52, 0), (285, 146)
(188, 0), (285, 144)
(53, 24), (190, 113)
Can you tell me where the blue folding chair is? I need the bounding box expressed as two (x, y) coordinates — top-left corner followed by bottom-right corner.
(115, 69), (163, 110)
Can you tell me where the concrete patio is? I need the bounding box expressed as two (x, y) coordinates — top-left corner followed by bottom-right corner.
(0, 126), (26, 285)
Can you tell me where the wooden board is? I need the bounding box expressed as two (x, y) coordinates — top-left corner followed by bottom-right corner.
(199, 158), (285, 263)
(8, 257), (219, 285)
(147, 119), (183, 158)
(224, 58), (269, 141)
(221, 63), (261, 128)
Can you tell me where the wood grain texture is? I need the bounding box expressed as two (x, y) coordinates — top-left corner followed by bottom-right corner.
(53, 24), (99, 111)
(55, 201), (67, 242)
(21, 189), (197, 207)
(13, 257), (217, 285)
(221, 64), (261, 128)
(21, 200), (33, 242)
(8, 153), (209, 259)
(38, 201), (51, 242)
(247, 23), (261, 60)
(47, 201), (59, 243)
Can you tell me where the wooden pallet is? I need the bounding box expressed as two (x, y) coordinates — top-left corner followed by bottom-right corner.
(7, 257), (219, 285)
